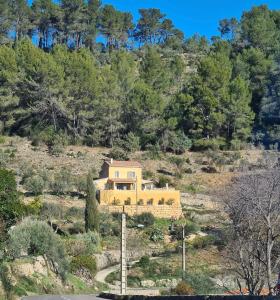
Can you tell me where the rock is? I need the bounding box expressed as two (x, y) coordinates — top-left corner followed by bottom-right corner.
(141, 279), (156, 288)
(155, 278), (178, 287)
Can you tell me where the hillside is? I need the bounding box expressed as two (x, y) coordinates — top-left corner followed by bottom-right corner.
(0, 135), (276, 297)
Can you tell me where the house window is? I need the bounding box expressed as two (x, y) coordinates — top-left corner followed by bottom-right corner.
(127, 171), (135, 178)
(115, 171), (119, 178)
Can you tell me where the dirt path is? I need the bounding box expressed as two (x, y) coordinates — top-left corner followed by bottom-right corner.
(94, 258), (160, 295)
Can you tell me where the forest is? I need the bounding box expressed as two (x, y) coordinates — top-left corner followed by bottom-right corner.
(0, 1), (280, 152)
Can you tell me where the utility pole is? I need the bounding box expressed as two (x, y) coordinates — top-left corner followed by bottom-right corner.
(120, 210), (127, 295)
(182, 225), (186, 280)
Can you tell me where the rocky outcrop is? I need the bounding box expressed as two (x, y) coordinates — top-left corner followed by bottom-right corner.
(140, 278), (179, 288)
(95, 248), (161, 271)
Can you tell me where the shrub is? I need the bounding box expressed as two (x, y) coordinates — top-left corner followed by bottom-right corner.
(66, 207), (84, 219)
(75, 176), (87, 193)
(76, 231), (101, 254)
(40, 202), (64, 219)
(166, 198), (174, 205)
(24, 197), (42, 215)
(70, 255), (97, 277)
(135, 212), (155, 227)
(158, 198), (164, 205)
(0, 136), (5, 144)
(147, 199), (153, 205)
(24, 175), (45, 195)
(189, 235), (216, 249)
(0, 150), (10, 168)
(142, 170), (154, 180)
(175, 281), (194, 295)
(149, 228), (164, 242)
(8, 218), (68, 279)
(137, 255), (150, 268)
(158, 175), (172, 188)
(112, 198), (120, 205)
(51, 167), (73, 195)
(124, 198), (131, 205)
(137, 199), (144, 205)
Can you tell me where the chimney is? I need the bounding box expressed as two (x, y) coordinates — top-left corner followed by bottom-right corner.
(166, 183), (169, 189)
(110, 158), (113, 164)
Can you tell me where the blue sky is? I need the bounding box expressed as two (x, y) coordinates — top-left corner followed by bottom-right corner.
(101, 0), (280, 39)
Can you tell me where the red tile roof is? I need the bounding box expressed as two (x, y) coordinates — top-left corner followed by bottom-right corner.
(105, 160), (142, 168)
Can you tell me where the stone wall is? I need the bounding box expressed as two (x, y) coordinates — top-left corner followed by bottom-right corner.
(99, 204), (182, 219)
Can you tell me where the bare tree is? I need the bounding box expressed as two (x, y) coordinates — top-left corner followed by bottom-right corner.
(223, 169), (280, 295)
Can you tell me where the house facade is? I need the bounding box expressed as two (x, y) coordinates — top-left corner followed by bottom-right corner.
(94, 159), (182, 219)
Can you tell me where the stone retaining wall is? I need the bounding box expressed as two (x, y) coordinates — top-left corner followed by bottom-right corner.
(99, 204), (182, 219)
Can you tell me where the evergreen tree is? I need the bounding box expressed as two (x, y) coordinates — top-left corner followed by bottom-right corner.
(85, 172), (99, 232)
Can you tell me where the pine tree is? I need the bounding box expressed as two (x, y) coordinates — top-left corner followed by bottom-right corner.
(85, 172), (99, 232)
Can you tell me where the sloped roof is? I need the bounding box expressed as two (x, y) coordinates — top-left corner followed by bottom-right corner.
(105, 160), (142, 168)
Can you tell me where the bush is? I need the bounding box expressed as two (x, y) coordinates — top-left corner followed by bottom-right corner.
(40, 202), (64, 219)
(70, 255), (97, 277)
(76, 231), (101, 254)
(175, 281), (194, 295)
(75, 176), (87, 193)
(24, 175), (45, 195)
(135, 212), (155, 227)
(149, 228), (164, 242)
(24, 197), (42, 215)
(137, 255), (150, 268)
(51, 167), (73, 195)
(142, 170), (154, 180)
(66, 207), (84, 219)
(8, 218), (68, 279)
(157, 175), (172, 188)
(0, 136), (5, 144)
(189, 235), (216, 249)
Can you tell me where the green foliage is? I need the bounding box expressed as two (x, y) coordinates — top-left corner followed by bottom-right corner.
(24, 175), (45, 195)
(0, 2), (279, 151)
(85, 172), (99, 232)
(188, 235), (216, 249)
(0, 169), (22, 232)
(149, 228), (164, 242)
(8, 218), (68, 279)
(50, 167), (73, 195)
(137, 256), (150, 268)
(70, 255), (97, 277)
(0, 136), (5, 144)
(135, 212), (155, 227)
(157, 175), (172, 188)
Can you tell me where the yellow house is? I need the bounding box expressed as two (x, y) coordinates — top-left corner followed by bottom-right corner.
(95, 159), (182, 219)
